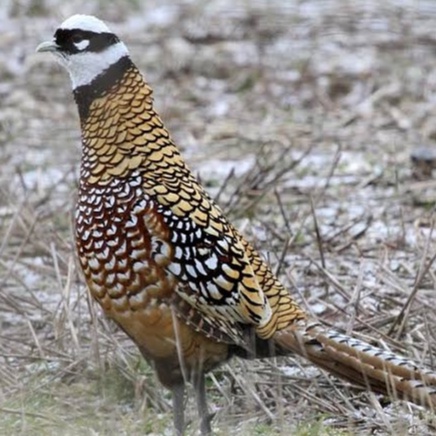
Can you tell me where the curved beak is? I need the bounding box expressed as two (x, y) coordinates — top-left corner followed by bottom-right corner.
(36, 40), (60, 53)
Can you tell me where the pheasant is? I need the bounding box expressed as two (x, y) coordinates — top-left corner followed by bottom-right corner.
(37, 15), (436, 435)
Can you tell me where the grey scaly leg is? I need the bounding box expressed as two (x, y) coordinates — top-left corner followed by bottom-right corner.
(194, 373), (213, 435)
(172, 384), (185, 436)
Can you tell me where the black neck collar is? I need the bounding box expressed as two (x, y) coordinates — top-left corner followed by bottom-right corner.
(73, 55), (133, 121)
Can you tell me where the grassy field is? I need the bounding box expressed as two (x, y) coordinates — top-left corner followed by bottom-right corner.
(1, 0), (436, 434)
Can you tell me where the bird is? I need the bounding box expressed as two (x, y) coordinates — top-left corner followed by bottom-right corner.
(36, 14), (436, 435)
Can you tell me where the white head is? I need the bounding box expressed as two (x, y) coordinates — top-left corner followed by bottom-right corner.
(36, 15), (129, 89)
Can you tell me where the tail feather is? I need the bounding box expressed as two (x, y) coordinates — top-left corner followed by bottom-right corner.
(273, 321), (436, 409)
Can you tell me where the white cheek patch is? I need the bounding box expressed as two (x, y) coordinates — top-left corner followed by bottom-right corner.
(75, 40), (90, 51)
(66, 41), (129, 89)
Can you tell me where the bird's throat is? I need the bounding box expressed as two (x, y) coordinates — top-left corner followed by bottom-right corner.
(73, 55), (134, 120)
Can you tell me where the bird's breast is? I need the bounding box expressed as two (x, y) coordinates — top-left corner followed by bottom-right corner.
(75, 174), (177, 317)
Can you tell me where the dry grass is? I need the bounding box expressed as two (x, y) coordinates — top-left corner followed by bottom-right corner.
(2, 0), (436, 434)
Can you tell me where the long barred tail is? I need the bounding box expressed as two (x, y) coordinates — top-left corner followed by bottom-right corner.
(273, 321), (436, 409)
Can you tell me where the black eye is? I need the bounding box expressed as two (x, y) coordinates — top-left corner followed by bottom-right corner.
(71, 33), (85, 44)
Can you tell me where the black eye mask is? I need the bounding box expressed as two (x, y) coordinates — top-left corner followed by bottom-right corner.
(54, 29), (120, 54)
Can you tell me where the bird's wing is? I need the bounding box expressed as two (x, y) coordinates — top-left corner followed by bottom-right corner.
(141, 170), (274, 344)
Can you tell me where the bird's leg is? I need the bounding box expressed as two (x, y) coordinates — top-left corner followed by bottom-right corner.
(172, 384), (185, 436)
(194, 373), (213, 436)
